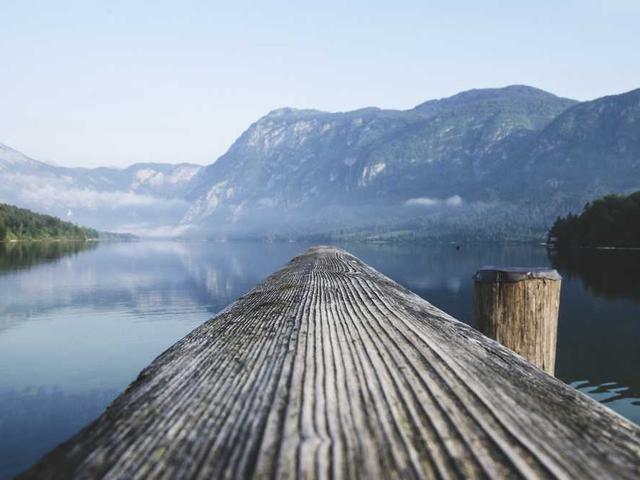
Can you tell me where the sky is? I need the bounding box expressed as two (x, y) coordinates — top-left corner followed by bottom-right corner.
(1, 0), (639, 168)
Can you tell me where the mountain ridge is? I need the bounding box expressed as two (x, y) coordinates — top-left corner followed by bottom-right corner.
(181, 85), (585, 238)
(1, 85), (638, 240)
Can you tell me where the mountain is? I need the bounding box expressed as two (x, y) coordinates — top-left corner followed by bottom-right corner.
(0, 144), (202, 235)
(183, 85), (581, 238)
(2, 85), (638, 241)
(0, 143), (47, 172)
(516, 88), (640, 201)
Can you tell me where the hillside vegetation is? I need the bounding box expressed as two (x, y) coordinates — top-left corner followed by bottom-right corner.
(549, 192), (640, 248)
(0, 203), (123, 241)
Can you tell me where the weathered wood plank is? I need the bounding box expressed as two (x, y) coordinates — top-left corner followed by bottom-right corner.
(20, 246), (640, 479)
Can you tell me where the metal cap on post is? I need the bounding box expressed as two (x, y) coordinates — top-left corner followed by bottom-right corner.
(474, 266), (561, 375)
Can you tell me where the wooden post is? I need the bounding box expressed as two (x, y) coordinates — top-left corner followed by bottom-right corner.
(474, 267), (561, 375)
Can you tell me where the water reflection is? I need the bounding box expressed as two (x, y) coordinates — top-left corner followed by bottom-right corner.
(548, 247), (640, 422)
(549, 248), (640, 303)
(0, 241), (639, 478)
(0, 241), (96, 275)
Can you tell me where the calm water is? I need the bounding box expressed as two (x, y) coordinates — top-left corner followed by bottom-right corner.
(1, 241), (639, 478)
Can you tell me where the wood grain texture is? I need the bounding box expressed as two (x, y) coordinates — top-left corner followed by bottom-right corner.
(20, 246), (640, 479)
(475, 275), (561, 374)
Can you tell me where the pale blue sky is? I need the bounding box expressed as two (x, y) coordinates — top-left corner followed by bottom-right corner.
(1, 0), (638, 168)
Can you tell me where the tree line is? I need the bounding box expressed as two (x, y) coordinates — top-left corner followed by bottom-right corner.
(0, 203), (99, 241)
(548, 192), (640, 248)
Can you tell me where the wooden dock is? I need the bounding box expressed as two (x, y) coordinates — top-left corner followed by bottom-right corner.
(20, 246), (640, 479)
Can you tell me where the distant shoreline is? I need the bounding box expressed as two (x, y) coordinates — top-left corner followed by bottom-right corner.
(0, 237), (136, 244)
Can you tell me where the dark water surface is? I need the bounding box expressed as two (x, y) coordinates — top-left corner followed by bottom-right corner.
(0, 241), (638, 478)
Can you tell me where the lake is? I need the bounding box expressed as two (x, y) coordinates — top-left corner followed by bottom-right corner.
(1, 240), (639, 478)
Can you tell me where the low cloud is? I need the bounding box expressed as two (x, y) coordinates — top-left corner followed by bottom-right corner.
(6, 173), (185, 210)
(114, 223), (192, 238)
(404, 195), (464, 208)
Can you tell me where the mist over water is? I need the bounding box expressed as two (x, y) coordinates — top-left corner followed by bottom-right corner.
(0, 241), (638, 478)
